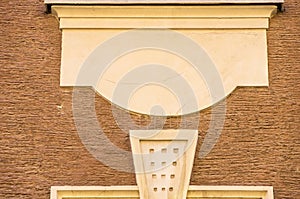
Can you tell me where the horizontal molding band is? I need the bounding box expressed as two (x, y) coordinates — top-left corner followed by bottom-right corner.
(51, 185), (273, 199)
(60, 17), (269, 29)
(52, 5), (277, 18)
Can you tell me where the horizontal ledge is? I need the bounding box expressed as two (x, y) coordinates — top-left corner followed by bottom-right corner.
(45, 0), (284, 4)
(60, 17), (269, 29)
(52, 5), (278, 18)
(51, 185), (274, 191)
(189, 185), (273, 191)
(50, 185), (273, 198)
(51, 185), (139, 191)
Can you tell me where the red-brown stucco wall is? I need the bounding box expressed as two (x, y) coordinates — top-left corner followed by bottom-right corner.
(0, 0), (299, 198)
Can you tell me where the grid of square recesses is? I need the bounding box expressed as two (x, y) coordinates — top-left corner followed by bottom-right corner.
(142, 140), (186, 198)
(130, 130), (198, 199)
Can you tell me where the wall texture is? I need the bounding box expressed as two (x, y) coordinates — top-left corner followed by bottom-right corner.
(0, 0), (299, 198)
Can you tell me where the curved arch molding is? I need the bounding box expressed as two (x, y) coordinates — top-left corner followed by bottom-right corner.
(52, 5), (278, 116)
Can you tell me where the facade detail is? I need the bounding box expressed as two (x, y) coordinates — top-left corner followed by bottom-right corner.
(46, 1), (283, 199)
(130, 130), (198, 199)
(51, 185), (274, 199)
(52, 5), (278, 116)
(3, 0), (300, 199)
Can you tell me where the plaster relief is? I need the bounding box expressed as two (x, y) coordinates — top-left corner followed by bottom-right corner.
(53, 5), (277, 116)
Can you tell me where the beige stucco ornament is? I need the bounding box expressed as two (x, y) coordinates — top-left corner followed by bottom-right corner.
(48, 2), (281, 199)
(52, 5), (278, 116)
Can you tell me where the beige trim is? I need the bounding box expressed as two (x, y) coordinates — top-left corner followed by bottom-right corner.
(50, 186), (139, 199)
(52, 5), (278, 116)
(130, 130), (198, 199)
(50, 185), (274, 199)
(59, 18), (270, 29)
(188, 186), (274, 198)
(52, 5), (277, 18)
(52, 5), (277, 29)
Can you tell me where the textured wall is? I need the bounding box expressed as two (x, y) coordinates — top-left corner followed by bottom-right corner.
(0, 0), (299, 198)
